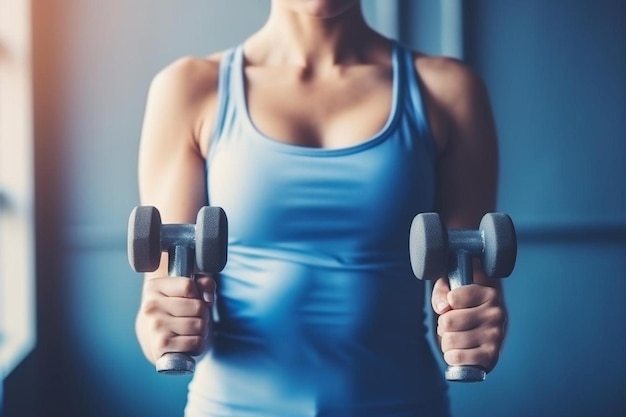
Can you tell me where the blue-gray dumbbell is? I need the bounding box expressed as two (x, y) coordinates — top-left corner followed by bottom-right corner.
(409, 212), (517, 382)
(128, 205), (228, 375)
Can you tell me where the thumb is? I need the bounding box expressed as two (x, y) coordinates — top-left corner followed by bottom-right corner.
(431, 277), (451, 315)
(195, 274), (217, 303)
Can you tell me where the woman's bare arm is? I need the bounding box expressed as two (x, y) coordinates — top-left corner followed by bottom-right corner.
(419, 55), (507, 373)
(134, 56), (220, 363)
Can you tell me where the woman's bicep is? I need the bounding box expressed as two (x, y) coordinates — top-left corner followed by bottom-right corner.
(436, 66), (503, 289)
(137, 62), (210, 225)
(436, 68), (499, 230)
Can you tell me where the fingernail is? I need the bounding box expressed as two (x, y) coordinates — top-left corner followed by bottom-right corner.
(203, 292), (214, 303)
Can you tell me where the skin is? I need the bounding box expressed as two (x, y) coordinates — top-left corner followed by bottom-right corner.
(135, 0), (507, 375)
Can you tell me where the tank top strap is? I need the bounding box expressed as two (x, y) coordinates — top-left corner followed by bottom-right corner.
(395, 42), (435, 143)
(207, 46), (239, 163)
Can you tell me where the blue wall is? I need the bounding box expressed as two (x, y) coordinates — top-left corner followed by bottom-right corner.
(3, 1), (625, 416)
(5, 1), (269, 416)
(446, 1), (626, 416)
(399, 2), (625, 416)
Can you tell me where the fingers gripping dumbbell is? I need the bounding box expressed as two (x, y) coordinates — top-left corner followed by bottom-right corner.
(128, 206), (228, 375)
(409, 212), (517, 382)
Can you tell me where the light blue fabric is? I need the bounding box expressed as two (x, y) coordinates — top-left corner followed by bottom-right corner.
(186, 42), (449, 417)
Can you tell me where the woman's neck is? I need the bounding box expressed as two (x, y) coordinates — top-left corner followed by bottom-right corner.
(246, 3), (382, 69)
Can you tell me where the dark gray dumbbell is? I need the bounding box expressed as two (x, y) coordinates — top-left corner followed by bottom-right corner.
(128, 205), (228, 375)
(409, 212), (517, 382)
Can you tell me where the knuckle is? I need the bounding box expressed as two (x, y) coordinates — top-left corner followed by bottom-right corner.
(191, 299), (207, 317)
(490, 307), (506, 324)
(150, 316), (166, 332)
(488, 324), (504, 342)
(485, 344), (500, 361)
(181, 279), (197, 298)
(191, 318), (207, 334)
(444, 349), (465, 365)
(484, 342), (499, 359)
(483, 286), (498, 300)
(441, 332), (456, 351)
(154, 333), (171, 352)
(478, 345), (499, 370)
(142, 298), (161, 315)
(189, 336), (206, 355)
(438, 314), (453, 332)
(479, 327), (495, 346)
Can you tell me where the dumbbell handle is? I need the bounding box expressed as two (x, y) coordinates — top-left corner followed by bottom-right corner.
(168, 243), (195, 278)
(155, 243), (197, 375)
(448, 229), (484, 256)
(445, 250), (487, 382)
(449, 249), (474, 289)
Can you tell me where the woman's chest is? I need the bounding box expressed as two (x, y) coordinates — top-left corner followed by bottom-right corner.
(244, 66), (394, 149)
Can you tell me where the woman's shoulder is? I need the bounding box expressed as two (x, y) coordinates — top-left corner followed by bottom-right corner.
(148, 51), (227, 103)
(141, 50), (232, 156)
(410, 50), (488, 109)
(403, 48), (493, 151)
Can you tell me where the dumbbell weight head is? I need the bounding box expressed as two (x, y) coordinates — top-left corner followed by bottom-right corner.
(128, 206), (162, 273)
(196, 206), (228, 273)
(127, 205), (229, 376)
(409, 211), (517, 383)
(479, 213), (517, 278)
(409, 212), (448, 281)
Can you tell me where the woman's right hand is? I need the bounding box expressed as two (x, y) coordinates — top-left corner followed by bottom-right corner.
(138, 275), (216, 363)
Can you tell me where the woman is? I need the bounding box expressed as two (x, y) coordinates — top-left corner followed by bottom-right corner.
(135, 1), (507, 415)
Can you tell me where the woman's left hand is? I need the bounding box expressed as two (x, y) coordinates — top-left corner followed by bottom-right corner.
(431, 277), (507, 373)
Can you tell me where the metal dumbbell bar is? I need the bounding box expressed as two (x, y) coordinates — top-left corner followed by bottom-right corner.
(409, 212), (517, 382)
(128, 206), (228, 375)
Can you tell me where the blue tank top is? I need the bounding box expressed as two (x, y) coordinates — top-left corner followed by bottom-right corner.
(186, 42), (450, 417)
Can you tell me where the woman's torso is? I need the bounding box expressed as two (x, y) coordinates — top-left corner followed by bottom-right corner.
(186, 41), (449, 417)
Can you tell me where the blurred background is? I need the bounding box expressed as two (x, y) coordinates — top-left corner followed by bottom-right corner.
(1, 0), (625, 416)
